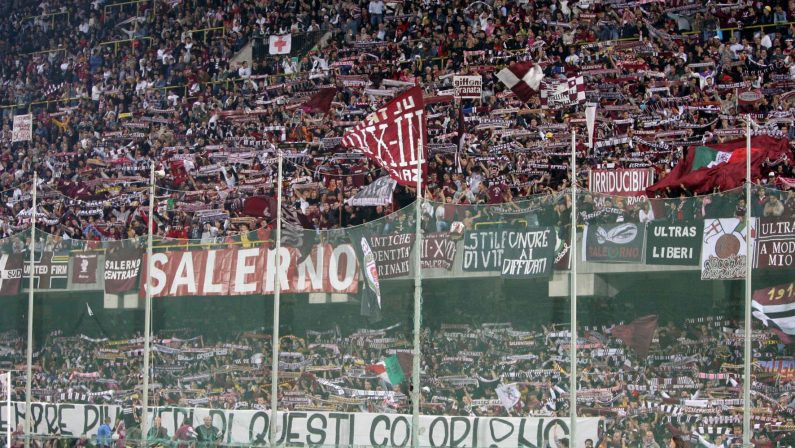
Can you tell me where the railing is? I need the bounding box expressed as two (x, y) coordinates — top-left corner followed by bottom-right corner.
(104, 0), (153, 19)
(97, 36), (154, 55)
(187, 26), (226, 44)
(22, 10), (70, 27)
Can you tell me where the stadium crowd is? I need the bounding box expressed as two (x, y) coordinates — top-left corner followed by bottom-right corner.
(2, 308), (794, 447)
(1, 0), (795, 446)
(0, 0), (791, 241)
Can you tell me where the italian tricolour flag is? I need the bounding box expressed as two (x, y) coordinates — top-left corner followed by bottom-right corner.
(367, 355), (406, 385)
(690, 145), (759, 170)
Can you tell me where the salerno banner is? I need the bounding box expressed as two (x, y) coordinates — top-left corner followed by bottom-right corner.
(754, 217), (795, 269)
(583, 222), (645, 263)
(141, 244), (360, 297)
(462, 227), (556, 278)
(701, 218), (755, 280)
(644, 222), (702, 265)
(0, 402), (601, 448)
(104, 247), (144, 294)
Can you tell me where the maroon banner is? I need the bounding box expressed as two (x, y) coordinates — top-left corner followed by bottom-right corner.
(755, 218), (795, 269)
(368, 233), (415, 279)
(341, 87), (427, 186)
(753, 282), (795, 306)
(72, 253), (98, 284)
(0, 253), (24, 296)
(588, 168), (654, 200)
(104, 247), (144, 294)
(140, 244), (359, 297)
(421, 233), (457, 270)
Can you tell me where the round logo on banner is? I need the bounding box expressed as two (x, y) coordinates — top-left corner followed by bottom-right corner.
(738, 90), (763, 103)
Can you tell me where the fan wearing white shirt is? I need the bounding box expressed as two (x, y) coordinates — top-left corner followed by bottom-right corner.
(238, 61), (252, 79)
(369, 0), (385, 26)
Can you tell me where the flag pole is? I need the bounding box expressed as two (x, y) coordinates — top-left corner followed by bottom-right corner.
(411, 140), (423, 448)
(270, 150), (284, 446)
(742, 115), (752, 445)
(141, 160), (155, 444)
(569, 130), (578, 447)
(23, 173), (36, 448)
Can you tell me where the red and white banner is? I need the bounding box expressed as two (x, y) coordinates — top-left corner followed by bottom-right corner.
(588, 168), (654, 199)
(268, 34), (292, 55)
(11, 114), (32, 142)
(341, 87), (427, 186)
(140, 244), (359, 297)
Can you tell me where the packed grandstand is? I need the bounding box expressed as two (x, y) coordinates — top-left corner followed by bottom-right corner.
(1, 0), (795, 447)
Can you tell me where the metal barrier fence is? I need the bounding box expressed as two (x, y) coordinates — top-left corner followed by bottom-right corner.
(1, 140), (793, 447)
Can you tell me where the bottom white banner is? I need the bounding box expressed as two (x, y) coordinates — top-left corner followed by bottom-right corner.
(1, 402), (601, 447)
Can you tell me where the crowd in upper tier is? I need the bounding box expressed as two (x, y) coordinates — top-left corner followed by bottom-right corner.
(0, 0), (793, 242)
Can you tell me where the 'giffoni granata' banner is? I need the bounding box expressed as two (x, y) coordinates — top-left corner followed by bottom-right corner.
(139, 244), (359, 297)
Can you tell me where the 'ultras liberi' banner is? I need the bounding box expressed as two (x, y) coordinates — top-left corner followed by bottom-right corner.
(701, 218), (754, 280)
(583, 222), (645, 263)
(588, 168), (654, 200)
(462, 228), (556, 278)
(755, 218), (795, 269)
(644, 222), (702, 266)
(341, 87), (427, 186)
(140, 244), (359, 297)
(0, 402), (600, 448)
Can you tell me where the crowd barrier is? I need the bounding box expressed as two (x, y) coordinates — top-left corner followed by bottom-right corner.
(1, 183), (793, 447)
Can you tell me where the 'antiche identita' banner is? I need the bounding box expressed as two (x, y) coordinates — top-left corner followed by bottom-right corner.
(644, 222), (702, 266)
(140, 244), (359, 297)
(463, 228), (556, 278)
(367, 233), (415, 279)
(0, 402), (600, 448)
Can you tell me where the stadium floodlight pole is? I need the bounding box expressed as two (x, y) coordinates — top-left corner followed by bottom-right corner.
(141, 160), (156, 445)
(743, 115), (752, 445)
(270, 150), (284, 446)
(24, 172), (36, 448)
(411, 140), (423, 448)
(569, 130), (578, 447)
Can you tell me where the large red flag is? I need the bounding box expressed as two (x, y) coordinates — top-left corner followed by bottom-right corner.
(609, 315), (658, 358)
(341, 87), (427, 186)
(302, 87), (337, 114)
(646, 136), (790, 195)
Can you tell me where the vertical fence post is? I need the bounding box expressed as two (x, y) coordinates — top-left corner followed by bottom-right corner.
(24, 173), (37, 448)
(742, 116), (752, 444)
(6, 371), (11, 447)
(569, 131), (578, 447)
(269, 151), (284, 446)
(141, 161), (156, 444)
(411, 140), (424, 448)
